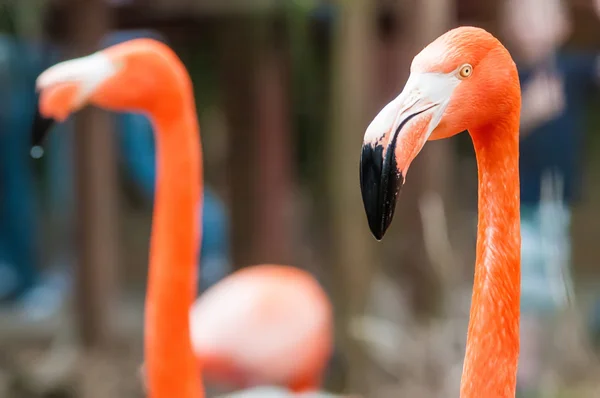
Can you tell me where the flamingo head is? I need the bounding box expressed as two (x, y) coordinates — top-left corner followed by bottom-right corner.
(360, 26), (520, 240)
(31, 38), (187, 152)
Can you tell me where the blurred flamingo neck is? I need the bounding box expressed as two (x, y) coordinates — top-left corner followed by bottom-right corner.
(146, 96), (204, 398)
(462, 120), (520, 398)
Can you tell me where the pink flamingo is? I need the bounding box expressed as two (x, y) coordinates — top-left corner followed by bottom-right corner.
(360, 27), (522, 397)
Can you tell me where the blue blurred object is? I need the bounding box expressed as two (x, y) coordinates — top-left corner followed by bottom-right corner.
(516, 52), (600, 314)
(310, 2), (336, 22)
(589, 297), (600, 347)
(519, 199), (572, 313)
(0, 30), (230, 316)
(0, 35), (43, 301)
(518, 52), (599, 207)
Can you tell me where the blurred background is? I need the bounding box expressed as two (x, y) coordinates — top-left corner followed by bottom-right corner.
(1, 0), (600, 397)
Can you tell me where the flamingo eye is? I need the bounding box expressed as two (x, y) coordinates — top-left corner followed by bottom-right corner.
(458, 64), (472, 79)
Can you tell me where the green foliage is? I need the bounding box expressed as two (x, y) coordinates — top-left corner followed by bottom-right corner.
(284, 2), (330, 183)
(0, 0), (46, 37)
(172, 37), (220, 127)
(289, 0), (317, 13)
(0, 3), (17, 35)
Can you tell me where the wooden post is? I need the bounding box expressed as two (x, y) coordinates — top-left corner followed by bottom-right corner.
(65, 1), (122, 396)
(253, 18), (294, 265)
(327, 2), (378, 394)
(67, 0), (117, 351)
(220, 16), (295, 267)
(218, 18), (259, 268)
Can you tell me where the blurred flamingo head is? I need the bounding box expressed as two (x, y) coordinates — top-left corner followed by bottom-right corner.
(31, 38), (189, 151)
(36, 38), (189, 121)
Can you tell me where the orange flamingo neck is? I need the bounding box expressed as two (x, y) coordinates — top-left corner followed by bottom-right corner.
(462, 119), (521, 398)
(145, 91), (204, 398)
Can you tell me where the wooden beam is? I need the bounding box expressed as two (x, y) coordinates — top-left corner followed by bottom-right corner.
(218, 18), (260, 267)
(327, 1), (378, 394)
(252, 21), (294, 265)
(67, 0), (118, 350)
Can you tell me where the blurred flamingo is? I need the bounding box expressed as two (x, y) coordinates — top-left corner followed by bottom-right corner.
(360, 27), (521, 397)
(32, 39), (335, 397)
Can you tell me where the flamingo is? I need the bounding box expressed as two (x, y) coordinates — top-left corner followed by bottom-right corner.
(32, 39), (336, 397)
(360, 26), (521, 397)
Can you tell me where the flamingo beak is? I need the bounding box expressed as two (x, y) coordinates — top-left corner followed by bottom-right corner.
(30, 102), (55, 158)
(360, 72), (459, 240)
(30, 51), (118, 158)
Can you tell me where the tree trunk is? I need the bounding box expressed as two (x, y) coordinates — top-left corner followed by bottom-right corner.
(68, 0), (117, 352)
(327, 2), (378, 394)
(220, 15), (294, 267)
(218, 17), (259, 268)
(67, 1), (120, 397)
(252, 18), (294, 266)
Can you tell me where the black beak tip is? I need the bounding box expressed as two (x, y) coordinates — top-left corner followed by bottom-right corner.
(31, 100), (55, 158)
(365, 216), (384, 241)
(365, 204), (393, 241)
(372, 229), (384, 242)
(360, 142), (403, 242)
(30, 145), (45, 159)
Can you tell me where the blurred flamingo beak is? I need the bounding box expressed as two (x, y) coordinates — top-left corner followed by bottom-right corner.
(30, 51), (118, 157)
(359, 72), (458, 240)
(31, 101), (55, 157)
